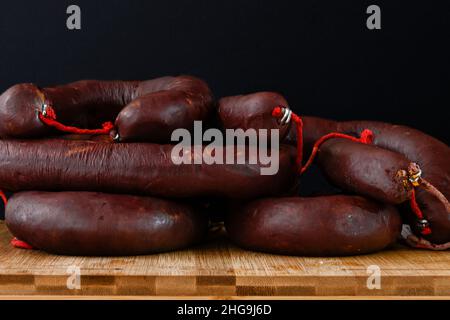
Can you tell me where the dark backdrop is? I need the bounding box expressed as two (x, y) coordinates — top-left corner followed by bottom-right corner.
(1, 0), (449, 140)
(0, 1), (449, 218)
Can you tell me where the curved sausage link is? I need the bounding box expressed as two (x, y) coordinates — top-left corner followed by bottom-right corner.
(6, 191), (208, 256)
(0, 76), (214, 143)
(0, 139), (297, 199)
(226, 195), (402, 256)
(293, 117), (450, 245)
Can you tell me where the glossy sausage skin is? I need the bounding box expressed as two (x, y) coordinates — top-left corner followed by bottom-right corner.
(218, 92), (291, 140)
(6, 191), (208, 256)
(226, 195), (401, 256)
(0, 76), (214, 143)
(296, 117), (450, 244)
(115, 76), (214, 143)
(0, 139), (297, 199)
(317, 139), (412, 205)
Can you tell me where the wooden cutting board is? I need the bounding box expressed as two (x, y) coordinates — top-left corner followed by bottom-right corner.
(0, 221), (449, 298)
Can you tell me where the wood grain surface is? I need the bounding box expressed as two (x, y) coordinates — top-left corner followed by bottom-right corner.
(0, 221), (449, 298)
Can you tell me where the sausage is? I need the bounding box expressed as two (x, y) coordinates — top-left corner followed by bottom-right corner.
(0, 139), (297, 199)
(224, 104), (448, 245)
(316, 138), (413, 205)
(225, 195), (402, 256)
(295, 117), (450, 245)
(0, 76), (214, 143)
(218, 92), (291, 140)
(114, 76), (214, 143)
(6, 191), (208, 256)
(0, 80), (135, 138)
(338, 120), (450, 245)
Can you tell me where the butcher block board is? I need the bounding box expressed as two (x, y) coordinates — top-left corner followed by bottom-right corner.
(0, 221), (449, 298)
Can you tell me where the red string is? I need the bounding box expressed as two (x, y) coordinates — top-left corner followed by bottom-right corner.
(0, 189), (34, 250)
(410, 188), (432, 235)
(38, 105), (114, 135)
(0, 189), (7, 207)
(272, 106), (374, 175)
(300, 129), (374, 174)
(272, 106), (303, 168)
(10, 237), (34, 250)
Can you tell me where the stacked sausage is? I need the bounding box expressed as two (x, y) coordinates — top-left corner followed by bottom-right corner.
(0, 77), (448, 256)
(220, 97), (449, 254)
(0, 77), (297, 255)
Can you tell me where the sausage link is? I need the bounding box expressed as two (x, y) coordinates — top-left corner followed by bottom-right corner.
(226, 195), (402, 256)
(296, 117), (450, 244)
(6, 191), (208, 256)
(218, 92), (291, 140)
(0, 139), (297, 199)
(316, 138), (412, 204)
(0, 76), (214, 143)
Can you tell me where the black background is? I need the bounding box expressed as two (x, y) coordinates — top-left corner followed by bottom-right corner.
(0, 1), (449, 218)
(1, 0), (449, 141)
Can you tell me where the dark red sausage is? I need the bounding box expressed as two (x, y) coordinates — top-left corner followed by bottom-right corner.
(218, 92), (291, 140)
(296, 117), (450, 244)
(6, 191), (208, 256)
(0, 80), (136, 138)
(338, 120), (450, 245)
(0, 76), (214, 143)
(114, 76), (214, 143)
(226, 195), (402, 256)
(0, 139), (297, 199)
(317, 138), (412, 204)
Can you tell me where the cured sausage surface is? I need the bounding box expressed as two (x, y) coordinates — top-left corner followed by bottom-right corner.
(0, 139), (297, 199)
(218, 92), (291, 140)
(296, 117), (450, 244)
(226, 195), (402, 256)
(0, 76), (214, 143)
(316, 138), (412, 205)
(6, 191), (208, 256)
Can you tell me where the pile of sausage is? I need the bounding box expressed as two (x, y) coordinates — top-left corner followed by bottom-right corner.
(0, 76), (448, 256)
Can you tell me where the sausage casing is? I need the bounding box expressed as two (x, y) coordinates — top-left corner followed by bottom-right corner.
(226, 195), (402, 256)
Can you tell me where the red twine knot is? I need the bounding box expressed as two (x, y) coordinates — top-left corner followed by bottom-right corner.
(359, 129), (374, 144)
(272, 106), (303, 168)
